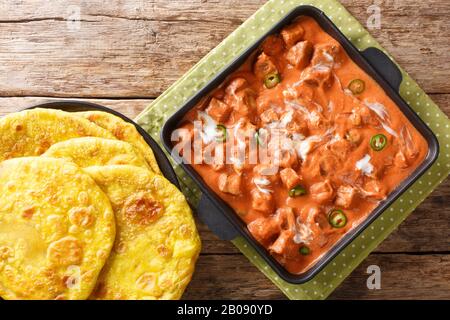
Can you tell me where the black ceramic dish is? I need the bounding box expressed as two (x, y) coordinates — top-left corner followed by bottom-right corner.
(26, 100), (180, 188)
(161, 6), (439, 283)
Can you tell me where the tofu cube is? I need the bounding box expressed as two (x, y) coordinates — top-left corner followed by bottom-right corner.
(206, 98), (232, 123)
(280, 168), (301, 190)
(254, 53), (278, 80)
(260, 108), (279, 124)
(335, 185), (356, 209)
(247, 217), (279, 243)
(281, 22), (305, 47)
(218, 173), (241, 195)
(310, 179), (334, 204)
(286, 40), (313, 69)
(251, 190), (274, 214)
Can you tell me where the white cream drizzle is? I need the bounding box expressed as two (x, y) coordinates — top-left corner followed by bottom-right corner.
(364, 101), (389, 120)
(284, 100), (322, 126)
(364, 101), (398, 137)
(291, 133), (306, 141)
(253, 177), (272, 194)
(279, 110), (294, 128)
(323, 51), (335, 63)
(312, 63), (332, 72)
(400, 125), (417, 157)
(198, 111), (218, 144)
(293, 215), (314, 244)
(295, 135), (322, 160)
(356, 154), (374, 175)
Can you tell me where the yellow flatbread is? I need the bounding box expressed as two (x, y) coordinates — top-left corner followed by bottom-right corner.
(43, 137), (150, 170)
(0, 157), (116, 300)
(0, 108), (115, 160)
(84, 165), (200, 300)
(77, 111), (161, 174)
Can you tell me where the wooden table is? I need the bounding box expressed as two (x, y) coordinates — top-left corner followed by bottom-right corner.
(1, 0), (448, 299)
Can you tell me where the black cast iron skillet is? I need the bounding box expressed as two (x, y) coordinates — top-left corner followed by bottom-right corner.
(25, 100), (180, 188)
(161, 5), (439, 284)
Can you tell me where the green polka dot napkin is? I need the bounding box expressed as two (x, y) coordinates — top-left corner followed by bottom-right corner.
(135, 0), (450, 299)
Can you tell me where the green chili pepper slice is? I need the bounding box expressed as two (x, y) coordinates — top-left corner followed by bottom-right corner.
(288, 184), (306, 197)
(328, 209), (347, 228)
(299, 246), (310, 256)
(215, 124), (227, 142)
(370, 133), (387, 151)
(348, 79), (365, 95)
(264, 73), (281, 89)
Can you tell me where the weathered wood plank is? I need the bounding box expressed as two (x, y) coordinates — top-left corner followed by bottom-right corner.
(0, 95), (448, 254)
(329, 253), (450, 300)
(183, 253), (450, 299)
(0, 0), (448, 98)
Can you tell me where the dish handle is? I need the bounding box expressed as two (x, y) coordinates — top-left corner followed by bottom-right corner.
(197, 194), (240, 241)
(361, 47), (403, 92)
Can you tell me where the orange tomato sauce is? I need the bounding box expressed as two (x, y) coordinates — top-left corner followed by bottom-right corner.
(176, 16), (428, 274)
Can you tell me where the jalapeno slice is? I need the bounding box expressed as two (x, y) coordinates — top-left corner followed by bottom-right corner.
(288, 184), (306, 197)
(215, 124), (227, 142)
(264, 73), (281, 89)
(370, 133), (387, 151)
(299, 246), (310, 256)
(328, 209), (347, 228)
(348, 79), (365, 95)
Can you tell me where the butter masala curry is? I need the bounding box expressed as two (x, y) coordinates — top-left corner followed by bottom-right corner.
(175, 16), (428, 274)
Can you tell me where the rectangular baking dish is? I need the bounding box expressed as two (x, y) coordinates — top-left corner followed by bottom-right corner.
(161, 5), (439, 284)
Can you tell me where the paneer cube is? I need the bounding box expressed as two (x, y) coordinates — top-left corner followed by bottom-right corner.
(261, 35), (285, 56)
(278, 150), (298, 169)
(335, 185), (356, 209)
(302, 64), (333, 87)
(251, 190), (274, 214)
(345, 129), (362, 145)
(279, 110), (308, 134)
(362, 180), (387, 200)
(225, 77), (248, 95)
(234, 89), (257, 117)
(254, 53), (278, 80)
(280, 168), (301, 190)
(311, 43), (340, 66)
(329, 138), (352, 160)
(277, 207), (296, 228)
(349, 109), (362, 126)
(281, 22), (305, 47)
(260, 108), (279, 124)
(310, 179), (334, 204)
(269, 230), (297, 258)
(319, 155), (338, 176)
(218, 173), (241, 195)
(247, 217), (279, 243)
(206, 98), (232, 123)
(286, 40), (313, 69)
